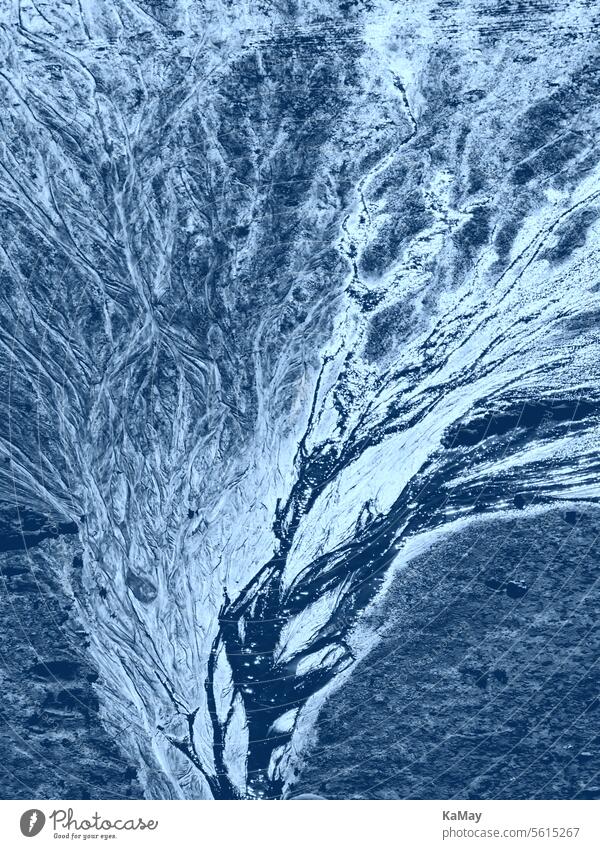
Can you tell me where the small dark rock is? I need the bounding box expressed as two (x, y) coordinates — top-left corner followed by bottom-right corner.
(506, 581), (528, 599)
(125, 569), (158, 603)
(30, 659), (80, 681)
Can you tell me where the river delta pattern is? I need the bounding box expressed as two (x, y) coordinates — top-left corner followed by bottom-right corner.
(0, 0), (599, 800)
